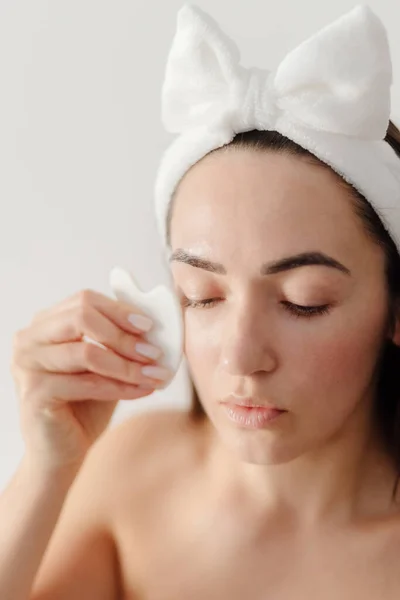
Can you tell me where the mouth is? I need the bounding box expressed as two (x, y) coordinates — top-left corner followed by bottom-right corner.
(219, 396), (287, 430)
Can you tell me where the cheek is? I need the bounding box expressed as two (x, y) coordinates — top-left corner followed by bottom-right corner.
(289, 310), (386, 420)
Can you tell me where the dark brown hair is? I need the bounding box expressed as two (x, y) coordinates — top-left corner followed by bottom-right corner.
(166, 121), (400, 492)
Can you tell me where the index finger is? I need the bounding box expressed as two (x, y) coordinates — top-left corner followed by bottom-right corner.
(77, 289), (154, 336)
(34, 289), (154, 337)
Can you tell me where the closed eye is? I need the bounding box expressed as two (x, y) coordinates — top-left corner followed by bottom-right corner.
(181, 297), (218, 309)
(281, 302), (331, 319)
(181, 297), (331, 318)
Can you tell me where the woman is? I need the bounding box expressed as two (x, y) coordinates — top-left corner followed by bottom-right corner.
(2, 5), (400, 600)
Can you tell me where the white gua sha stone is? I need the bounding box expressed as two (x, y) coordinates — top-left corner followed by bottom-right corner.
(83, 267), (184, 385)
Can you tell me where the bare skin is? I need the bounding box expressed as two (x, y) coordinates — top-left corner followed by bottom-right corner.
(108, 410), (400, 600)
(28, 407), (400, 600)
(4, 148), (400, 599)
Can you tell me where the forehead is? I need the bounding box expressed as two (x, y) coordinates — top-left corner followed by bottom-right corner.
(170, 148), (362, 257)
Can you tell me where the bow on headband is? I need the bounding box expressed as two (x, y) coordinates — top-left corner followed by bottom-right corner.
(161, 4), (392, 141)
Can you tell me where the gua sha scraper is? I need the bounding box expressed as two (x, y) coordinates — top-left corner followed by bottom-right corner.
(82, 267), (184, 384)
(108, 266), (184, 379)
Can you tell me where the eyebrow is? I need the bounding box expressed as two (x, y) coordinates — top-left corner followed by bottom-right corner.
(169, 249), (351, 277)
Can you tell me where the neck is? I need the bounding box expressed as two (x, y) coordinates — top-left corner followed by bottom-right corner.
(208, 396), (397, 525)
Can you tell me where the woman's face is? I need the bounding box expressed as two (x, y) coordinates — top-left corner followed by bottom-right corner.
(169, 148), (394, 464)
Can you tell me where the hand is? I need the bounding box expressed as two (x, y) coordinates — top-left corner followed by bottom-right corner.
(10, 289), (172, 474)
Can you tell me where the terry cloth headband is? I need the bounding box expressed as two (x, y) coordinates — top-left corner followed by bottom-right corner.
(154, 4), (400, 258)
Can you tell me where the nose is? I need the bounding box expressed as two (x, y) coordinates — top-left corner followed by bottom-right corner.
(219, 300), (277, 376)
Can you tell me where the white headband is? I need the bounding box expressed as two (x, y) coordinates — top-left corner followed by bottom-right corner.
(154, 4), (400, 257)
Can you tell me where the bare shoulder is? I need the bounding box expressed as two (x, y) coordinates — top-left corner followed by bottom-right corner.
(85, 410), (211, 595)
(29, 412), (201, 600)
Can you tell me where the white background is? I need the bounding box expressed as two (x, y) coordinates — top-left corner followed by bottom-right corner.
(1, 0), (399, 490)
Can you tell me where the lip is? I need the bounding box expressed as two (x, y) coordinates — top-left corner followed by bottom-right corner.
(224, 395), (283, 410)
(220, 396), (287, 430)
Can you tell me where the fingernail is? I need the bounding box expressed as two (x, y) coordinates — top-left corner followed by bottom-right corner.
(135, 342), (162, 360)
(137, 382), (156, 390)
(141, 365), (172, 381)
(128, 313), (153, 332)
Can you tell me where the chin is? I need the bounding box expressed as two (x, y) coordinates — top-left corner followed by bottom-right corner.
(207, 409), (303, 465)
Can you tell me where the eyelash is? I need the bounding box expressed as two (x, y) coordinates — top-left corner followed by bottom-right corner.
(181, 297), (331, 319)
